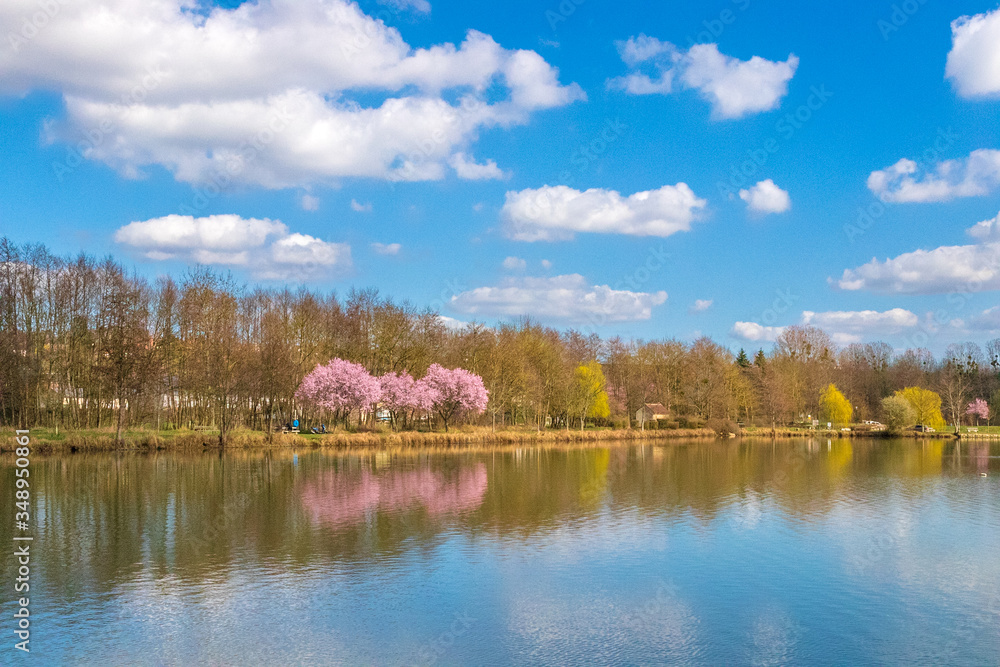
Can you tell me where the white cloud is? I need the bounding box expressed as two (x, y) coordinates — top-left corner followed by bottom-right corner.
(448, 152), (509, 180)
(839, 211), (1000, 294)
(867, 149), (1000, 203)
(502, 184), (707, 242)
(371, 242), (401, 255)
(351, 199), (373, 213)
(7, 1), (584, 188)
(377, 0), (431, 14)
(541, 259), (552, 270)
(502, 256), (527, 271)
(437, 315), (469, 331)
(946, 8), (1000, 98)
(968, 306), (1000, 332)
(300, 194), (320, 211)
(739, 179), (790, 215)
(450, 274), (667, 323)
(733, 309), (919, 345)
(731, 322), (785, 342)
(801, 309), (918, 344)
(114, 214), (350, 280)
(689, 299), (713, 314)
(609, 37), (798, 119)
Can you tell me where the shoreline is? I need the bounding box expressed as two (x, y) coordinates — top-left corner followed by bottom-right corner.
(1, 427), (720, 454)
(2, 425), (990, 454)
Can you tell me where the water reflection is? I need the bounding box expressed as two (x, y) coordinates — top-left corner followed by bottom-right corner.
(0, 439), (998, 665)
(300, 464), (488, 530)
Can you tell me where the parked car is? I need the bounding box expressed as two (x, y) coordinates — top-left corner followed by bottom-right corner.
(909, 424), (936, 433)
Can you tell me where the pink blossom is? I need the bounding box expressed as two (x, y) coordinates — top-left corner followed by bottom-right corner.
(420, 364), (489, 430)
(296, 358), (381, 413)
(966, 398), (990, 421)
(379, 372), (435, 412)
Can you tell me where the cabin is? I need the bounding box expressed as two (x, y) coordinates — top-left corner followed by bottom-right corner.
(636, 403), (669, 427)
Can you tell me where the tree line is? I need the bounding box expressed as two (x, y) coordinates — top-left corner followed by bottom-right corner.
(3, 238), (1000, 440)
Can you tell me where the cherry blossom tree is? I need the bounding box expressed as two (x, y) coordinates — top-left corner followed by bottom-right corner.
(379, 371), (435, 430)
(296, 358), (381, 426)
(420, 364), (489, 431)
(966, 398), (989, 426)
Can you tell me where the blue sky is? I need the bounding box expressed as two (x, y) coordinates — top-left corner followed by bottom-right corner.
(1, 0), (999, 352)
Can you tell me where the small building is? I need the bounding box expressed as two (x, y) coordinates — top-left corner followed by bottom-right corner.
(636, 403), (669, 427)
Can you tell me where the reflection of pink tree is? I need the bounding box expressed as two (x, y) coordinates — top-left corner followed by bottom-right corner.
(300, 464), (488, 529)
(379, 372), (435, 430)
(296, 359), (381, 426)
(421, 364), (489, 431)
(966, 399), (989, 426)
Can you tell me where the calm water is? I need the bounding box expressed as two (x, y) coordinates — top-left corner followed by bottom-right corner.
(2, 439), (1000, 665)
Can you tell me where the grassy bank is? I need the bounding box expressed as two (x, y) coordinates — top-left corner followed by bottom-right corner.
(0, 426), (718, 453)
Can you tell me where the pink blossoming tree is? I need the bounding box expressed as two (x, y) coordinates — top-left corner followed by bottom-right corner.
(966, 398), (989, 425)
(296, 358), (381, 426)
(379, 371), (435, 430)
(420, 364), (489, 431)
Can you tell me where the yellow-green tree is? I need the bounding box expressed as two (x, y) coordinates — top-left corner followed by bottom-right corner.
(894, 387), (946, 429)
(572, 361), (610, 430)
(819, 384), (852, 425)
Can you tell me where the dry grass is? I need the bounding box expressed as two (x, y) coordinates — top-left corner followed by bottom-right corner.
(1, 426), (716, 453)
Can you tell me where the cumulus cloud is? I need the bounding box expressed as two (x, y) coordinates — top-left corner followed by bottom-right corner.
(6, 0), (584, 188)
(450, 274), (667, 323)
(351, 199), (373, 213)
(300, 194), (320, 211)
(116, 214), (351, 280)
(437, 315), (469, 331)
(739, 179), (790, 215)
(448, 152), (509, 180)
(689, 299), (713, 313)
(968, 306), (1000, 332)
(732, 309), (919, 344)
(502, 256), (527, 271)
(838, 211), (1000, 294)
(801, 309), (918, 344)
(731, 322), (785, 342)
(946, 8), (1000, 98)
(867, 149), (1000, 203)
(114, 214), (350, 280)
(371, 242), (401, 255)
(608, 36), (798, 119)
(502, 184), (707, 242)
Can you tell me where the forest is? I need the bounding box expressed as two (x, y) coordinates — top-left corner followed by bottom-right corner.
(1, 238), (997, 440)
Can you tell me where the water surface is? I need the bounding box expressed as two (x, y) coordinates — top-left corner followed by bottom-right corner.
(2, 439), (999, 665)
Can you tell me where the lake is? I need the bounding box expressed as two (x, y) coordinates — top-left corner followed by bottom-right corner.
(2, 439), (999, 665)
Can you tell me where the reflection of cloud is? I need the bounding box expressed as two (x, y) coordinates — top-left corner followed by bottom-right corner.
(748, 609), (798, 667)
(300, 464), (487, 529)
(505, 582), (701, 664)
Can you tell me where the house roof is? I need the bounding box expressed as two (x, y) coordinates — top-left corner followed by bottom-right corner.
(642, 403), (667, 413)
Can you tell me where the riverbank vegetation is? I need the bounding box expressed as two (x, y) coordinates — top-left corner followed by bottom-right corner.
(3, 239), (1000, 444)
